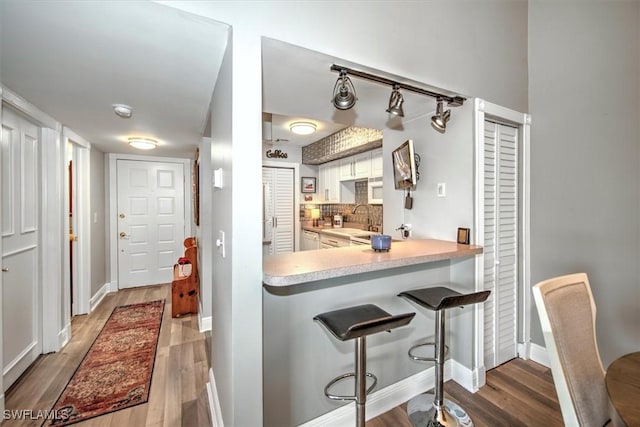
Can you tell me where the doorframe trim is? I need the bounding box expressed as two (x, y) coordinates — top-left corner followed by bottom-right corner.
(62, 127), (92, 317)
(262, 161), (300, 252)
(473, 98), (531, 376)
(107, 153), (192, 290)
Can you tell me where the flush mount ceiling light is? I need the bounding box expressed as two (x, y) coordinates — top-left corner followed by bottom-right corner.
(128, 137), (157, 150)
(329, 64), (465, 132)
(386, 85), (405, 117)
(112, 104), (133, 119)
(431, 99), (451, 133)
(289, 121), (317, 135)
(332, 69), (357, 110)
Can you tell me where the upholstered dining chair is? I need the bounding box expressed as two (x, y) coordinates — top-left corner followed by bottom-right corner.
(532, 273), (609, 427)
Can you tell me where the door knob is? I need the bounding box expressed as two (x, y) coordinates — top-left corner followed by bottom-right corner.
(119, 232), (129, 239)
(2, 267), (8, 272)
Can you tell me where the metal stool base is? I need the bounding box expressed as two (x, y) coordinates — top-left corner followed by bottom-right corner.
(406, 393), (473, 427)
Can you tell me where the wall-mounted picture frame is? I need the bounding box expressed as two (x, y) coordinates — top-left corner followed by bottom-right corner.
(457, 227), (470, 245)
(301, 177), (316, 193)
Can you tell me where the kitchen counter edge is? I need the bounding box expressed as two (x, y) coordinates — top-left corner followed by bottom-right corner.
(263, 238), (482, 288)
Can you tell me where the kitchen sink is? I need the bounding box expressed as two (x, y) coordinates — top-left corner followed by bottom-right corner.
(322, 228), (377, 239)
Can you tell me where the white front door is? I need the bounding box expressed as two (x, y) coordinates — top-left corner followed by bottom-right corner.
(1, 107), (42, 391)
(117, 160), (185, 288)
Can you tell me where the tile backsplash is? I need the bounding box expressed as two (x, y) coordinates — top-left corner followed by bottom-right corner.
(301, 180), (383, 230)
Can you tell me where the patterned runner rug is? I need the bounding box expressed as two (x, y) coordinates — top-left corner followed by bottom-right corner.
(44, 300), (165, 426)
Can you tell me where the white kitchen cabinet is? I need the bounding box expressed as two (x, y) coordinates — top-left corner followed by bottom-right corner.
(339, 152), (371, 181)
(370, 148), (383, 178)
(262, 167), (295, 255)
(300, 229), (320, 251)
(319, 233), (350, 248)
(318, 160), (340, 203)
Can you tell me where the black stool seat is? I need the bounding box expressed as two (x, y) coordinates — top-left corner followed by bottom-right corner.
(314, 304), (415, 341)
(398, 286), (490, 311)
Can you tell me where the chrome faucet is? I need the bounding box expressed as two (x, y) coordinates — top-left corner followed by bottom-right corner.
(352, 204), (372, 231)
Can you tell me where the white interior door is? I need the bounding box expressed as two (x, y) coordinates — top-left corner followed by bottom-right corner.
(484, 120), (519, 369)
(1, 107), (42, 391)
(117, 160), (185, 288)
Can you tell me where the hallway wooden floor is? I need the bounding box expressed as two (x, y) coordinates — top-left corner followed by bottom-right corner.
(3, 284), (211, 427)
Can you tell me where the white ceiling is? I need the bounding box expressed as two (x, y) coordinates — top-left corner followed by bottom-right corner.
(0, 1), (229, 158)
(1, 3), (462, 158)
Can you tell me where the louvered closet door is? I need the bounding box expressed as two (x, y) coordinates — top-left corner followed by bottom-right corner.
(484, 120), (519, 369)
(262, 167), (294, 255)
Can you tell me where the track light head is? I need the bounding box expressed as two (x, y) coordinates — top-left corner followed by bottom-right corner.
(386, 85), (405, 117)
(332, 70), (357, 110)
(431, 99), (451, 133)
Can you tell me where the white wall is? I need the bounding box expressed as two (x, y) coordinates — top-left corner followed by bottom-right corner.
(528, 1), (640, 366)
(261, 142), (318, 203)
(163, 1), (529, 425)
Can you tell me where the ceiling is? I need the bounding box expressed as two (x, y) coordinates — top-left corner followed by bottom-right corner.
(0, 1), (229, 158)
(1, 3), (462, 158)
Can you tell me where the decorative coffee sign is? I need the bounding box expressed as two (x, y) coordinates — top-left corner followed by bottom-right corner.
(266, 149), (288, 159)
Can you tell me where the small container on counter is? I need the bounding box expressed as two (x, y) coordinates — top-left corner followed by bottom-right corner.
(371, 234), (392, 252)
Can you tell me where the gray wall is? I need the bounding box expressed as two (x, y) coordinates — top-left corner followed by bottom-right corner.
(90, 147), (106, 297)
(167, 1), (529, 425)
(383, 103), (477, 369)
(209, 30), (235, 427)
(528, 1), (640, 365)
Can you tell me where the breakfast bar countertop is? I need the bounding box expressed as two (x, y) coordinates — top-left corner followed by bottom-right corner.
(263, 239), (482, 288)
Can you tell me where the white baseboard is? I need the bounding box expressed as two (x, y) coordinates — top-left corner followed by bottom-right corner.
(58, 322), (71, 349)
(199, 315), (212, 333)
(207, 368), (224, 427)
(90, 282), (112, 313)
(450, 359), (484, 392)
(300, 360), (452, 427)
(528, 342), (549, 367)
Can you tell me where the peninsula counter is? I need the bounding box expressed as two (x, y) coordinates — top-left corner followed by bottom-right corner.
(262, 239), (482, 426)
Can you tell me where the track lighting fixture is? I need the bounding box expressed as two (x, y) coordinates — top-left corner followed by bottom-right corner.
(386, 85), (404, 117)
(332, 69), (357, 110)
(330, 64), (465, 131)
(431, 99), (451, 133)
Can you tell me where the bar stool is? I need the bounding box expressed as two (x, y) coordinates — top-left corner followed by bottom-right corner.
(314, 304), (415, 427)
(398, 286), (490, 427)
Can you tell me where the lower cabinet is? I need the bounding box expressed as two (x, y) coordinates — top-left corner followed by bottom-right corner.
(320, 234), (350, 249)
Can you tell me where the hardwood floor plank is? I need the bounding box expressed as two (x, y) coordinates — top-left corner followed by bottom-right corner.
(3, 284), (210, 427)
(368, 359), (563, 426)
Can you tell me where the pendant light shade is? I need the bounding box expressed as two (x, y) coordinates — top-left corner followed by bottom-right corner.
(431, 99), (451, 133)
(386, 85), (404, 117)
(332, 70), (357, 110)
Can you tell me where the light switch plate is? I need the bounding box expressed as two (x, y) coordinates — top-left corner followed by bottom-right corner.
(216, 230), (226, 258)
(437, 183), (446, 197)
(213, 168), (224, 189)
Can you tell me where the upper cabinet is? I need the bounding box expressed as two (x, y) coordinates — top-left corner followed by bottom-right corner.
(339, 151), (373, 181)
(370, 148), (383, 178)
(318, 160), (340, 203)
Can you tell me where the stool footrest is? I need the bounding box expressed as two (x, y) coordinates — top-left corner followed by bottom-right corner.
(324, 372), (378, 401)
(408, 342), (449, 362)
